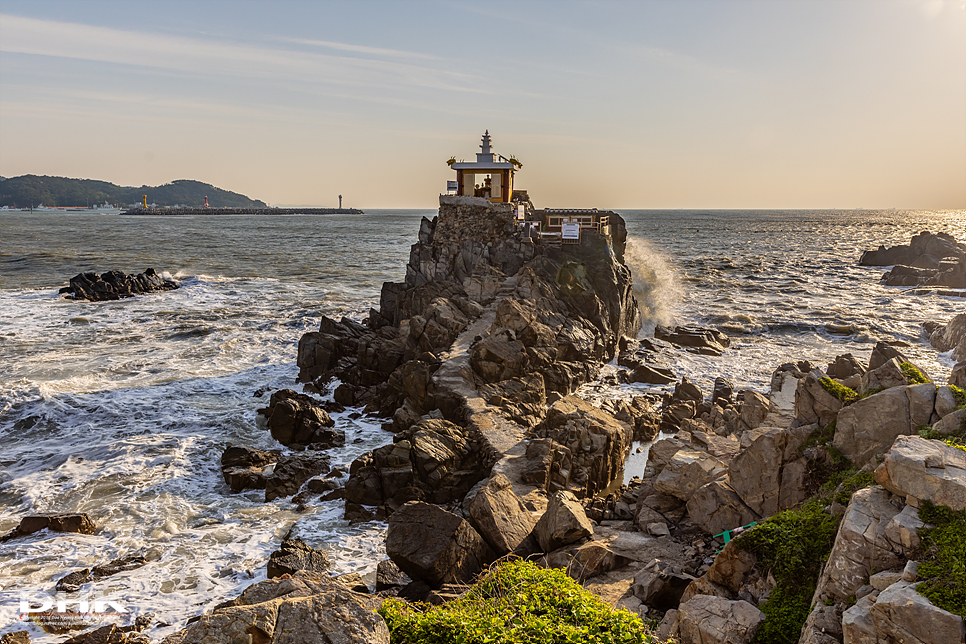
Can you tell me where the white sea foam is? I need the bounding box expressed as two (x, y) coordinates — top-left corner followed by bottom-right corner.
(623, 237), (683, 333)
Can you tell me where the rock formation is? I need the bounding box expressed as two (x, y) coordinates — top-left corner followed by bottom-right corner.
(59, 268), (179, 301)
(860, 231), (966, 289)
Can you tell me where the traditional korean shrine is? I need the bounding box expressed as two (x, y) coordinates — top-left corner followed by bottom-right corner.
(447, 131), (521, 203)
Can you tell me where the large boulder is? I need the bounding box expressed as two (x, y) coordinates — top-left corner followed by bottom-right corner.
(857, 357), (915, 395)
(665, 594), (765, 644)
(174, 571), (389, 644)
(874, 435), (966, 510)
(832, 383), (936, 466)
(257, 389), (343, 449)
(221, 445), (280, 492)
(386, 501), (494, 588)
(533, 490), (594, 553)
(686, 479), (760, 537)
(795, 369), (846, 428)
(267, 539), (330, 578)
(655, 326), (730, 356)
(654, 451), (728, 502)
(811, 486), (903, 605)
(265, 453), (330, 502)
(728, 426), (811, 517)
(871, 580), (965, 644)
(467, 474), (537, 556)
(930, 313), (966, 362)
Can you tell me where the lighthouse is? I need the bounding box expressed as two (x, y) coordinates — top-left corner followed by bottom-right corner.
(448, 131), (521, 203)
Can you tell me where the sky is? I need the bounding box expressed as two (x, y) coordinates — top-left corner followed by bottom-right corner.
(0, 0), (964, 209)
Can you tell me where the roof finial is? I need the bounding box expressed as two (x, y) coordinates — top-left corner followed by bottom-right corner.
(481, 130), (492, 154)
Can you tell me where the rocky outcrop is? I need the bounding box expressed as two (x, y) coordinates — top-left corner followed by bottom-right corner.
(1, 514), (96, 541)
(343, 417), (495, 518)
(661, 594), (765, 644)
(385, 501), (494, 588)
(929, 312), (966, 363)
(655, 325), (731, 356)
(59, 268), (178, 301)
(169, 571), (388, 644)
(265, 453), (330, 502)
(525, 396), (632, 498)
(267, 538), (330, 578)
(256, 389), (343, 449)
(860, 231), (966, 269)
(220, 445), (280, 492)
(56, 554), (148, 592)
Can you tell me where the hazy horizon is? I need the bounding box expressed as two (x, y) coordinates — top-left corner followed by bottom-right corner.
(1, 1), (964, 210)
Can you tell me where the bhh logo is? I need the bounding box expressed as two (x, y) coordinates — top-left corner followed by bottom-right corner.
(19, 591), (130, 618)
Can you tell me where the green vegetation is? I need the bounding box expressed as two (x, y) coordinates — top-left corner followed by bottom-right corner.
(0, 175), (266, 208)
(736, 499), (841, 644)
(916, 501), (966, 618)
(950, 385), (966, 409)
(819, 468), (875, 506)
(802, 421), (836, 450)
(378, 559), (657, 644)
(899, 362), (931, 385)
(819, 377), (858, 405)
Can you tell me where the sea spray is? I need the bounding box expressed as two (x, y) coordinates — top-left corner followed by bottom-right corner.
(624, 237), (683, 334)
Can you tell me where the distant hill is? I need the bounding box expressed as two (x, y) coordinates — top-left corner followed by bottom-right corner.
(0, 175), (266, 208)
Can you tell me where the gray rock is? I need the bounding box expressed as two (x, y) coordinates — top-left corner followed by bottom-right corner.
(686, 479), (760, 537)
(795, 369), (845, 428)
(669, 594), (765, 644)
(842, 594), (878, 644)
(654, 450), (728, 502)
(265, 453), (330, 502)
(874, 435), (966, 511)
(467, 473), (537, 556)
(267, 539), (329, 579)
(871, 580), (966, 644)
(833, 384), (936, 466)
(857, 357), (912, 395)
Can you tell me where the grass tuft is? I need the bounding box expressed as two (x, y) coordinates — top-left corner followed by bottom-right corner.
(819, 377), (858, 405)
(917, 501), (966, 618)
(378, 559), (658, 644)
(899, 362), (931, 385)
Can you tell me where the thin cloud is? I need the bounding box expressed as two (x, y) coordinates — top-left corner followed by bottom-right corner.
(0, 14), (477, 94)
(280, 36), (442, 61)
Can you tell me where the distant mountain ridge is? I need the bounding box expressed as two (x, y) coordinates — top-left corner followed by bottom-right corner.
(0, 175), (266, 208)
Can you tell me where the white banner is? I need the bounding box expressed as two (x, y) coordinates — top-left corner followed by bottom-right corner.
(561, 222), (580, 239)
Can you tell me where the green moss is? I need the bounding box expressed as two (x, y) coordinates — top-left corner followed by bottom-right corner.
(378, 559), (658, 644)
(916, 502), (966, 618)
(819, 468), (875, 506)
(819, 377), (858, 405)
(735, 499), (841, 644)
(950, 385), (966, 409)
(899, 362), (931, 385)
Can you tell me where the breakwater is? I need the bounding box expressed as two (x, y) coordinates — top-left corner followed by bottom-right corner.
(120, 207), (364, 215)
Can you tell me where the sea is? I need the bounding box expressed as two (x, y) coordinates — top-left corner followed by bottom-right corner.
(0, 208), (962, 639)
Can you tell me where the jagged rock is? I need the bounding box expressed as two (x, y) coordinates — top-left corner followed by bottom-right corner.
(738, 390), (771, 431)
(533, 490), (594, 552)
(686, 479), (760, 537)
(673, 377), (704, 403)
(935, 385), (960, 419)
(56, 554), (148, 592)
(728, 426), (810, 517)
(883, 504), (925, 554)
(833, 384), (936, 466)
(531, 396), (632, 498)
(654, 451), (728, 502)
(1, 513), (96, 541)
(799, 603), (843, 644)
(795, 369), (845, 428)
(267, 539), (330, 578)
(0, 633), (29, 644)
(826, 353), (867, 379)
(842, 594), (878, 644)
(874, 435), (966, 510)
(629, 567), (696, 611)
(930, 313), (966, 362)
(257, 389), (343, 448)
(174, 571), (389, 643)
(812, 486), (903, 604)
(265, 453), (330, 502)
(712, 377), (735, 407)
(375, 559), (412, 592)
(860, 231), (966, 268)
(386, 501), (494, 588)
(871, 580), (966, 644)
(655, 325), (730, 356)
(868, 342), (909, 371)
(544, 540), (632, 581)
(477, 373), (546, 427)
(63, 623), (152, 644)
(666, 594), (765, 644)
(59, 268), (178, 301)
(857, 357), (916, 395)
(220, 445), (280, 492)
(467, 474), (537, 556)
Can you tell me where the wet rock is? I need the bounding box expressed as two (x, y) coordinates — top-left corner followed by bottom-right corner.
(220, 445), (280, 492)
(60, 268), (178, 302)
(265, 452), (330, 502)
(267, 538), (330, 578)
(257, 389), (343, 449)
(930, 312), (966, 363)
(56, 554), (149, 592)
(712, 377), (735, 407)
(860, 231), (966, 268)
(386, 501), (494, 588)
(655, 325), (730, 356)
(1, 513), (96, 541)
